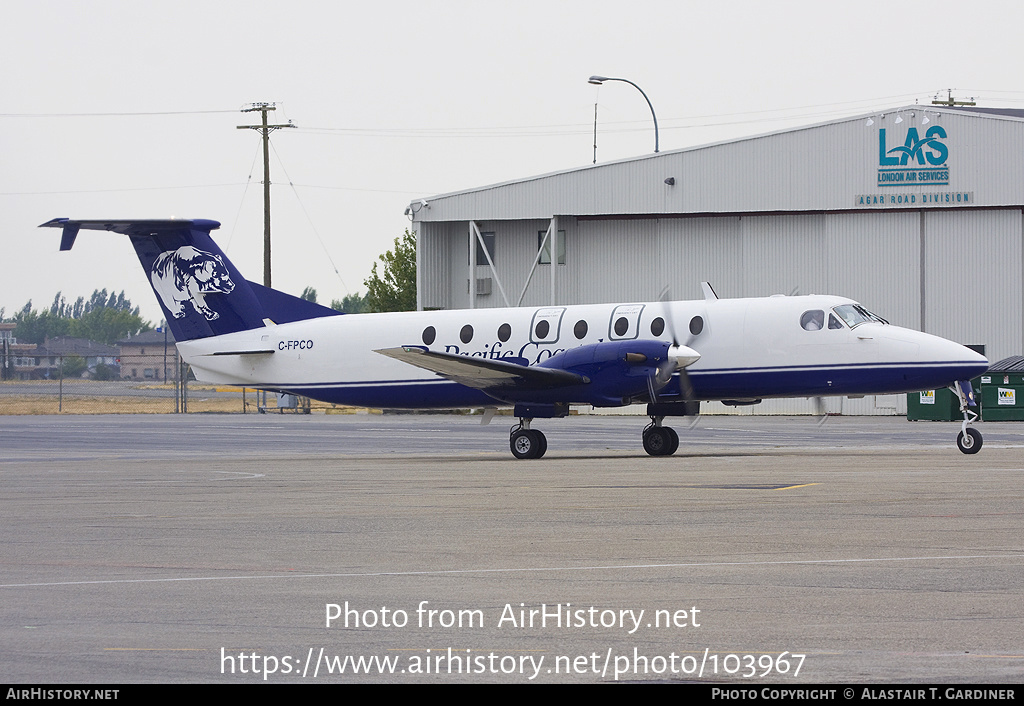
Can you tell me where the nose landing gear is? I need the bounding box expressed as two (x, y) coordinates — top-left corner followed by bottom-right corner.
(951, 380), (983, 454)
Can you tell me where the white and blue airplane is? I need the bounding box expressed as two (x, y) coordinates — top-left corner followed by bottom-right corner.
(42, 217), (990, 458)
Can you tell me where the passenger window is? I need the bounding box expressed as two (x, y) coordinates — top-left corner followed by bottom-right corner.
(800, 310), (824, 331)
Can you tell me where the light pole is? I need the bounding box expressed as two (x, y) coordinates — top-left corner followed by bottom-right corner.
(588, 75), (659, 154)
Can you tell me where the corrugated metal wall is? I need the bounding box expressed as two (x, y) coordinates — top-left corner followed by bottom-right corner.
(923, 208), (1023, 356)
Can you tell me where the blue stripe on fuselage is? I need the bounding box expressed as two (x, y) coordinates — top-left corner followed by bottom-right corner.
(257, 359), (986, 408)
(688, 360), (986, 399)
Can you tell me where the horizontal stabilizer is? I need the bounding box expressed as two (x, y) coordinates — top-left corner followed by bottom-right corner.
(40, 218), (222, 250)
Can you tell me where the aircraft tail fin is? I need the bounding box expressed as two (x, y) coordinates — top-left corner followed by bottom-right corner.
(40, 218), (340, 342)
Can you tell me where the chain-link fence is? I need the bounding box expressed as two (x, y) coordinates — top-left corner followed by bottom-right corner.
(0, 355), (321, 414)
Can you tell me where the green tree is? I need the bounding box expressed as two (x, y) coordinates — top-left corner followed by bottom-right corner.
(331, 292), (367, 314)
(300, 286), (318, 303)
(59, 354), (87, 379)
(13, 290), (150, 345)
(69, 307), (150, 344)
(364, 229), (416, 313)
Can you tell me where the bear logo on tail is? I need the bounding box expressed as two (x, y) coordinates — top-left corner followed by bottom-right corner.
(150, 246), (235, 321)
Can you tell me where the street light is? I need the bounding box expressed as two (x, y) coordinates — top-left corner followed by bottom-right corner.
(588, 75), (659, 153)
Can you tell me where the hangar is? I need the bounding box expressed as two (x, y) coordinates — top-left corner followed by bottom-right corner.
(408, 106), (1024, 414)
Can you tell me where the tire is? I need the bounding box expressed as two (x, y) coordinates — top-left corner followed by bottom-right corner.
(511, 429), (543, 459)
(664, 426), (679, 455)
(643, 427), (670, 456)
(534, 430), (548, 459)
(957, 428), (983, 454)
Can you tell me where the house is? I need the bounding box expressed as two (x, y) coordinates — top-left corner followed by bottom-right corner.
(117, 329), (177, 381)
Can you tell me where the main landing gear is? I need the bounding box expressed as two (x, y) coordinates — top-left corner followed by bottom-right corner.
(510, 419), (547, 459)
(643, 417), (679, 456)
(951, 380), (983, 455)
(508, 411), (689, 459)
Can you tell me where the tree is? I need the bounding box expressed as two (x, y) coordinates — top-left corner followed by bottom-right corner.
(364, 229), (416, 313)
(300, 286), (318, 303)
(12, 289), (150, 345)
(331, 292), (367, 314)
(59, 354), (87, 379)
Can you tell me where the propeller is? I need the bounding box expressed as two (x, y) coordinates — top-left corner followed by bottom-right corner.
(651, 285), (702, 403)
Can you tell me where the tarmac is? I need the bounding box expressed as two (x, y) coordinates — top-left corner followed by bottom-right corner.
(1, 413), (1022, 683)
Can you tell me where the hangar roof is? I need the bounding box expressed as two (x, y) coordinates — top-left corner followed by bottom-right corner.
(411, 105), (1024, 223)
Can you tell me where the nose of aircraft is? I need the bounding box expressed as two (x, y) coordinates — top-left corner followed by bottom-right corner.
(903, 327), (989, 382)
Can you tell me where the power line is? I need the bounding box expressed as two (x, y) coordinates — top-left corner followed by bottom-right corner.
(0, 109), (237, 118)
(0, 183), (245, 196)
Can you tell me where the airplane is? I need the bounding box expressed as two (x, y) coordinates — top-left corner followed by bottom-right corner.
(41, 217), (990, 458)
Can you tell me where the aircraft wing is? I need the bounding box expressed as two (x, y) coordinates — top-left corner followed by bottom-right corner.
(375, 346), (587, 392)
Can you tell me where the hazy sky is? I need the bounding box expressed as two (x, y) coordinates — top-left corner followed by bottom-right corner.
(3, 0), (1022, 325)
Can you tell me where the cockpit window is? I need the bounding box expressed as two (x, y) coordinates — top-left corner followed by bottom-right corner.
(833, 304), (889, 328)
(828, 313), (844, 330)
(800, 310), (824, 331)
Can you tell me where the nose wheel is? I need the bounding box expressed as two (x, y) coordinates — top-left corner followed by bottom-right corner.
(950, 380), (983, 455)
(643, 418), (679, 456)
(957, 427), (982, 454)
(510, 421), (547, 459)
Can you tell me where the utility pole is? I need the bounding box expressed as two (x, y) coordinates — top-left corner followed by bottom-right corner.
(932, 89), (976, 107)
(237, 103), (296, 287)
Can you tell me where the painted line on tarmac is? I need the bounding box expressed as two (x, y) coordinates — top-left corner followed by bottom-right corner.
(3, 553), (1023, 589)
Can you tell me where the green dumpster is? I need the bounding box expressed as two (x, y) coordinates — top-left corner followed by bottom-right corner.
(978, 356), (1024, 421)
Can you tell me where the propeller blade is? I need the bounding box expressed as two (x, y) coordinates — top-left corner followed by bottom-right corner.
(657, 285), (703, 403)
(658, 285), (681, 347)
(814, 396), (828, 426)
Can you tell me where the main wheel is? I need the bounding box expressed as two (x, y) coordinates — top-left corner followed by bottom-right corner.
(511, 429), (546, 459)
(643, 427), (672, 456)
(534, 430), (548, 458)
(957, 427), (983, 454)
(664, 426), (679, 455)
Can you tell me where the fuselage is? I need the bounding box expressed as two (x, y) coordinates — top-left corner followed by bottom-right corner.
(177, 294), (989, 409)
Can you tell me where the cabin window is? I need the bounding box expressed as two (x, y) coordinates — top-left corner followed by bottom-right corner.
(650, 317), (665, 336)
(613, 317), (629, 336)
(689, 316), (704, 336)
(574, 320), (588, 339)
(460, 325), (474, 343)
(422, 326), (436, 345)
(800, 310), (825, 331)
(497, 323), (511, 342)
(535, 320), (550, 339)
